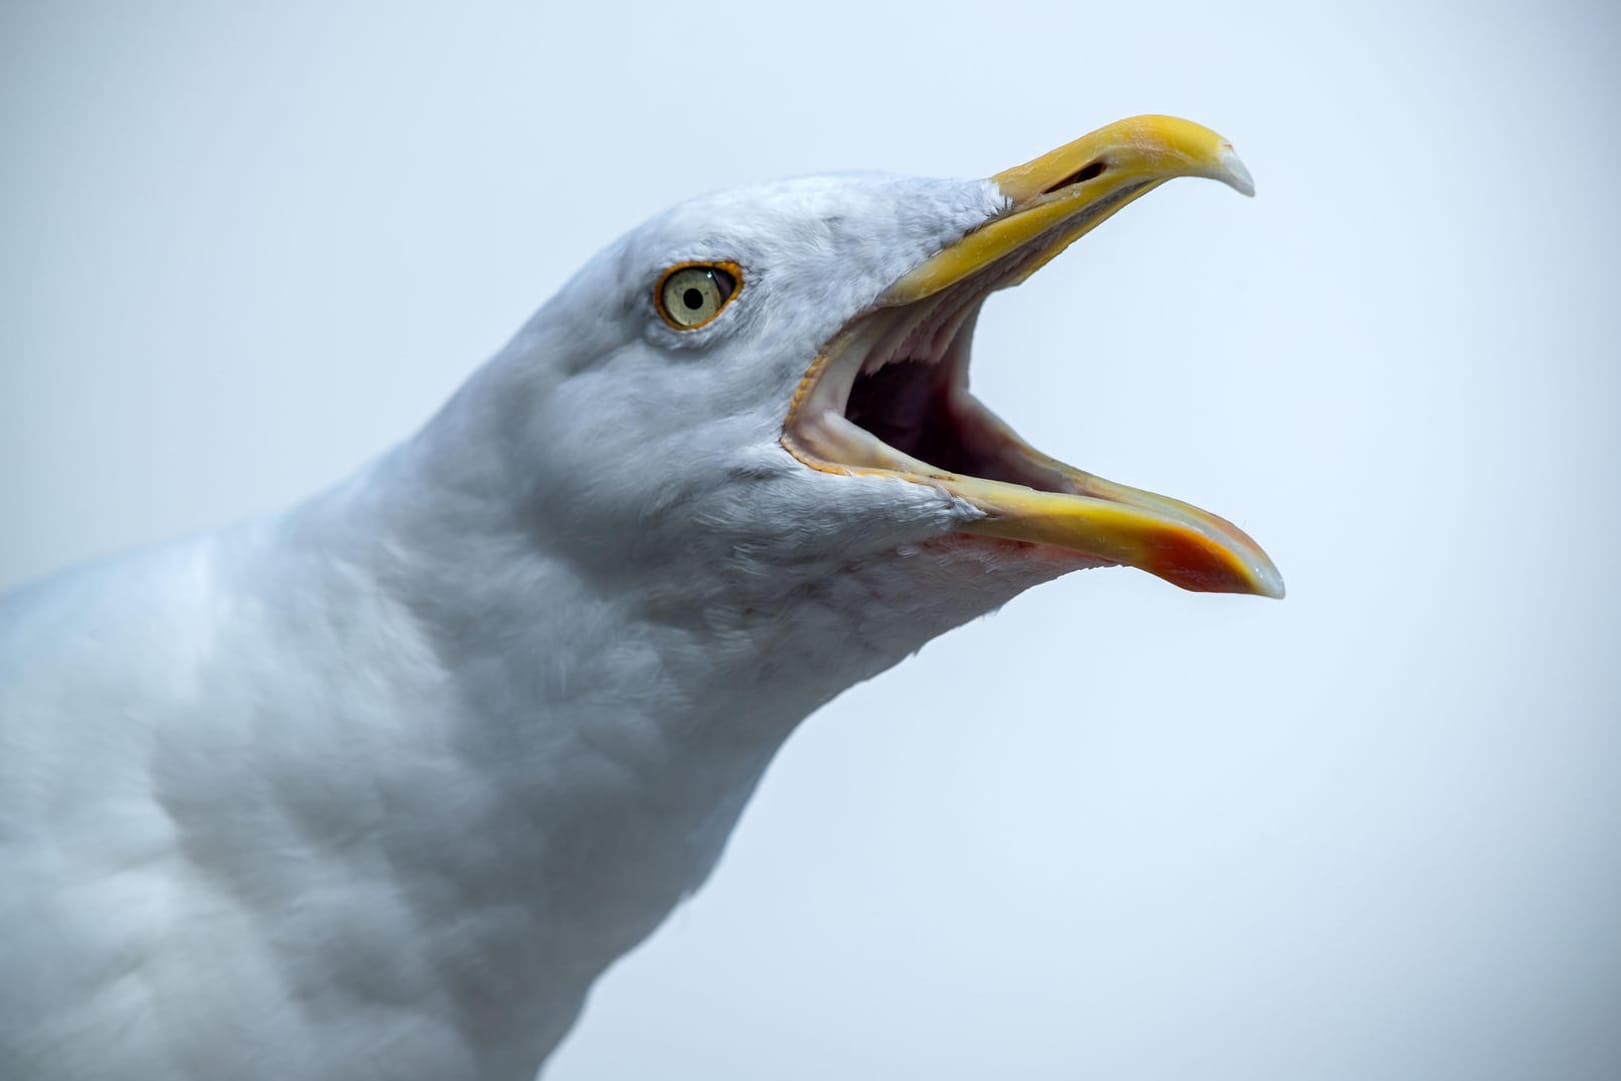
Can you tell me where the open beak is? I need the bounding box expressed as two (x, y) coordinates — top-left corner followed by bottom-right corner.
(781, 115), (1284, 598)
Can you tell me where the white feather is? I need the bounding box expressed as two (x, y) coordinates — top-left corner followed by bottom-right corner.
(0, 173), (1081, 1080)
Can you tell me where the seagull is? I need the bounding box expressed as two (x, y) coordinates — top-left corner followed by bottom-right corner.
(0, 115), (1282, 1081)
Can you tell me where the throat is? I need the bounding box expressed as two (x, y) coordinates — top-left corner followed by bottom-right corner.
(844, 359), (991, 478)
(843, 357), (1045, 486)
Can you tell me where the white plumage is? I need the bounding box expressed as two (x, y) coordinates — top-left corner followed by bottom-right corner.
(1, 117), (1278, 1080)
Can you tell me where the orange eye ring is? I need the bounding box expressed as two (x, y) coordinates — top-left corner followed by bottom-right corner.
(655, 261), (744, 330)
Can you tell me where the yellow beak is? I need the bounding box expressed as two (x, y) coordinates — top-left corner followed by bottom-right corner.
(885, 115), (1255, 303)
(784, 115), (1283, 598)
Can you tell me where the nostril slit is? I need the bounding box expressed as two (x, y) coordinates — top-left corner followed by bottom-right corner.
(1045, 160), (1106, 194)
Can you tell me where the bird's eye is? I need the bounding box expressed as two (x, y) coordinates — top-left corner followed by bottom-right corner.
(656, 263), (742, 330)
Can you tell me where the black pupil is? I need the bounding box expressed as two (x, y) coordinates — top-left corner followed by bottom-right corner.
(682, 287), (705, 310)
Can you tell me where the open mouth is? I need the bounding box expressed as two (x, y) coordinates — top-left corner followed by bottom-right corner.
(782, 115), (1284, 598)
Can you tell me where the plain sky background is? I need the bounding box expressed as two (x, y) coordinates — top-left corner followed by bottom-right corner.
(3, 2), (1618, 1079)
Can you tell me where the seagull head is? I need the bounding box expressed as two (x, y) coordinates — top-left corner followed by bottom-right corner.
(474, 116), (1282, 616)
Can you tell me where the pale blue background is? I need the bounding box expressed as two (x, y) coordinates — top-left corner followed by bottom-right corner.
(3, 2), (1617, 1078)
